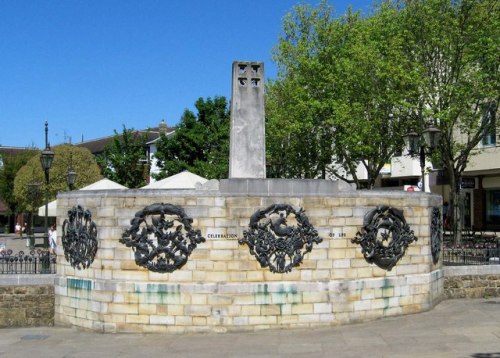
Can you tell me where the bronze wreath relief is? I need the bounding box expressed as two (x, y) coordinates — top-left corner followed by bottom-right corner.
(240, 204), (322, 273)
(431, 207), (442, 264)
(62, 205), (98, 270)
(352, 206), (417, 270)
(120, 203), (205, 273)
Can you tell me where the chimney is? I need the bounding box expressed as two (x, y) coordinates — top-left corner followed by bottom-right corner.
(159, 119), (167, 133)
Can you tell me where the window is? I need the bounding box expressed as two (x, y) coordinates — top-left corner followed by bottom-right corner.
(481, 102), (497, 147)
(485, 189), (500, 226)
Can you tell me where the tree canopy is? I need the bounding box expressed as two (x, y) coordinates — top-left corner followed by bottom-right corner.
(13, 145), (102, 212)
(269, 0), (499, 241)
(96, 126), (149, 189)
(266, 1), (412, 187)
(0, 149), (37, 216)
(401, 0), (499, 242)
(153, 96), (230, 180)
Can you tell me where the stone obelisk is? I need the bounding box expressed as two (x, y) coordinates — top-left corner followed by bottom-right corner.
(229, 61), (266, 178)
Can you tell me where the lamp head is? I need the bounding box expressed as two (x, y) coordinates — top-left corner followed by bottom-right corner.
(67, 168), (77, 187)
(403, 129), (420, 155)
(422, 124), (441, 150)
(40, 147), (55, 171)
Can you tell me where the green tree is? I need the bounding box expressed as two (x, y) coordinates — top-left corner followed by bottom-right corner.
(267, 1), (412, 187)
(154, 96), (230, 180)
(0, 149), (37, 223)
(96, 126), (148, 188)
(266, 2), (336, 179)
(13, 145), (102, 212)
(399, 0), (499, 243)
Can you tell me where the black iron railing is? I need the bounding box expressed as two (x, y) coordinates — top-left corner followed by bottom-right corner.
(0, 249), (56, 274)
(443, 247), (500, 266)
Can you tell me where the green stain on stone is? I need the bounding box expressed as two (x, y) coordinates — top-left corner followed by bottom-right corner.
(137, 283), (181, 304)
(381, 278), (395, 298)
(256, 283), (270, 304)
(383, 297), (390, 311)
(281, 284), (301, 305)
(67, 278), (92, 299)
(67, 278), (92, 290)
(382, 278), (391, 289)
(256, 284), (301, 312)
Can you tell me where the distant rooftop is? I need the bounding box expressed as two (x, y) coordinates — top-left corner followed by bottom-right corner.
(0, 146), (38, 156)
(76, 120), (174, 155)
(0, 121), (175, 157)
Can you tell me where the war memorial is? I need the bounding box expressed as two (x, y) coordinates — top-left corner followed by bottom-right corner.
(53, 61), (444, 333)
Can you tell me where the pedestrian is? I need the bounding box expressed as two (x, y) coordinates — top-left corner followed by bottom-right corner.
(25, 223), (31, 247)
(445, 204), (454, 231)
(15, 222), (21, 237)
(49, 224), (57, 254)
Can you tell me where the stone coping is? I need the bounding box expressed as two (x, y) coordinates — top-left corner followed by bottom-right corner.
(219, 179), (354, 196)
(58, 183), (441, 201)
(0, 274), (55, 286)
(443, 265), (500, 277)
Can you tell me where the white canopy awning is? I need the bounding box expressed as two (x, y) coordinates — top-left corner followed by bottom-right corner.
(37, 199), (57, 217)
(37, 178), (127, 217)
(141, 171), (208, 189)
(79, 178), (128, 191)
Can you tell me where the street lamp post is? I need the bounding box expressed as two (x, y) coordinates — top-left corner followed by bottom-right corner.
(40, 121), (54, 248)
(67, 150), (77, 190)
(404, 123), (441, 192)
(27, 180), (40, 249)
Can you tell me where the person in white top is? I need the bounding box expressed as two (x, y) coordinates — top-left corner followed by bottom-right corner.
(48, 224), (57, 254)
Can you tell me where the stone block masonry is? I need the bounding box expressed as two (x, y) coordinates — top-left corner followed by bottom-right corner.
(0, 275), (55, 327)
(2, 267), (498, 328)
(54, 183), (444, 333)
(443, 266), (500, 299)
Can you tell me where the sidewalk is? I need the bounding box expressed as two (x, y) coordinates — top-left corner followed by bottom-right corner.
(0, 234), (47, 252)
(0, 298), (499, 357)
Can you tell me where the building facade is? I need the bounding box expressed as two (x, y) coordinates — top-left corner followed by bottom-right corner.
(381, 129), (499, 232)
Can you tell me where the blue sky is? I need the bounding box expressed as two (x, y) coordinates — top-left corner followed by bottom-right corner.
(0, 0), (372, 148)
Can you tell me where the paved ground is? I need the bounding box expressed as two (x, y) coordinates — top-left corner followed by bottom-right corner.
(0, 298), (499, 357)
(0, 234), (47, 252)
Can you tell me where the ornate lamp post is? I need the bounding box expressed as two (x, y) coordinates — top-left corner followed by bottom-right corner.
(67, 151), (77, 190)
(403, 123), (441, 192)
(40, 121), (54, 248)
(27, 179), (40, 249)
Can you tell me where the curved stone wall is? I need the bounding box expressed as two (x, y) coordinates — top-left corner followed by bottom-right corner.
(54, 180), (443, 333)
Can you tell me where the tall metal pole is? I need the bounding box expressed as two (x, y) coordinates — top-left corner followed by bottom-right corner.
(44, 121), (48, 152)
(40, 121), (54, 249)
(43, 121), (49, 248)
(420, 144), (426, 192)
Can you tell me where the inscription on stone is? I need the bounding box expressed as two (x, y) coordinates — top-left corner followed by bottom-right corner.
(206, 228), (238, 239)
(329, 228), (346, 238)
